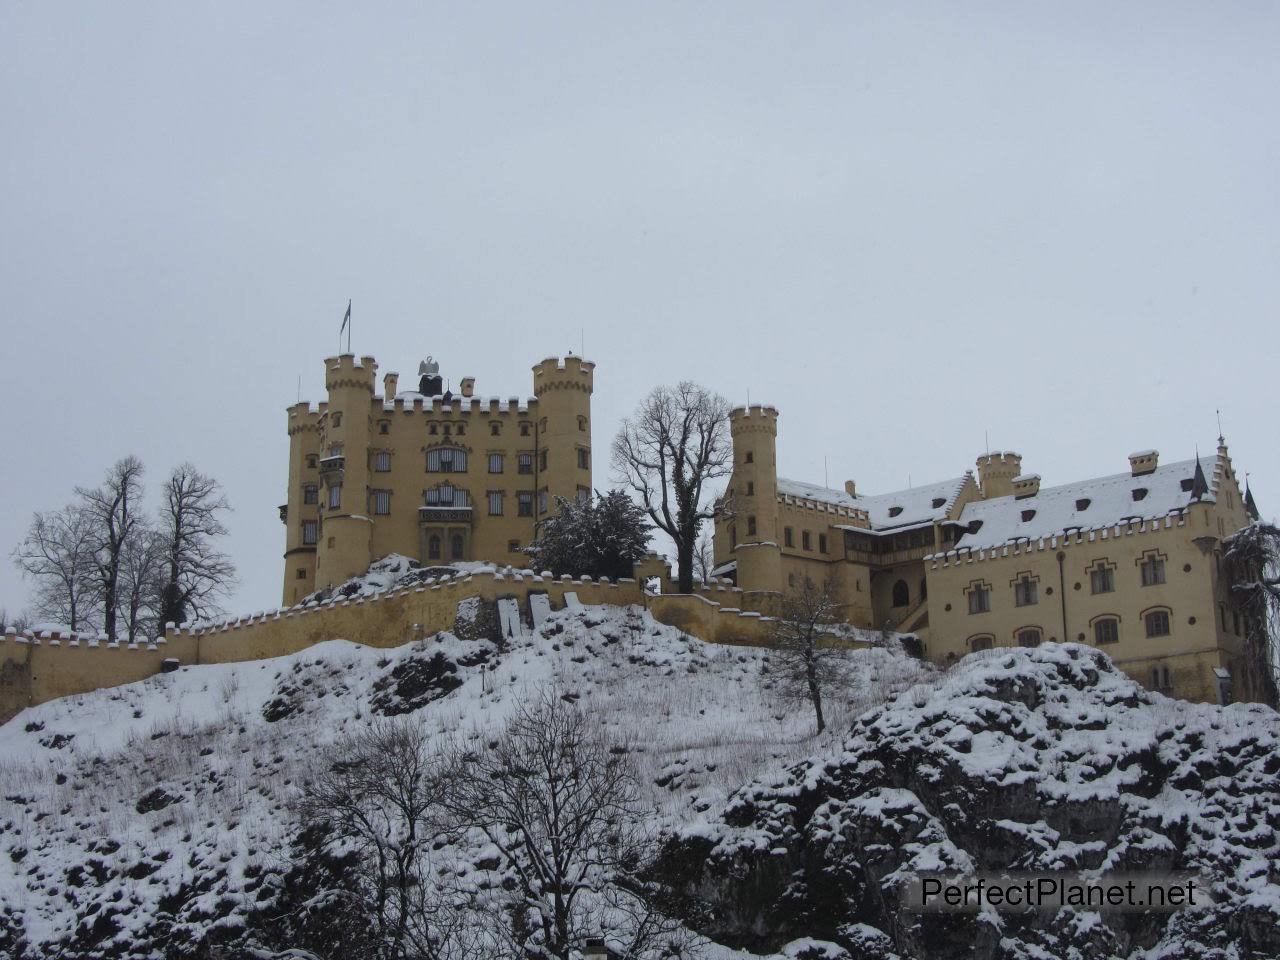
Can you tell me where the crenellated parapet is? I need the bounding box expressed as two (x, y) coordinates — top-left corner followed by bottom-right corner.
(324, 354), (378, 393)
(533, 356), (595, 395)
(729, 404), (779, 435)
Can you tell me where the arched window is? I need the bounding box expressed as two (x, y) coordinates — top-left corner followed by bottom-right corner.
(891, 579), (910, 607)
(1144, 609), (1171, 637)
(1016, 627), (1042, 647)
(969, 635), (994, 652)
(451, 534), (464, 560)
(428, 535), (441, 560)
(1093, 616), (1120, 645)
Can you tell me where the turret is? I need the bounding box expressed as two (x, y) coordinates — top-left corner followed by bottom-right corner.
(282, 400), (323, 603)
(532, 357), (594, 515)
(315, 355), (377, 589)
(728, 405), (781, 594)
(976, 451), (1023, 500)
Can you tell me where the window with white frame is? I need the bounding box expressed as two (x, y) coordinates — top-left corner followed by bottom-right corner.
(302, 520), (317, 545)
(328, 484), (341, 509)
(488, 491), (503, 516)
(1141, 555), (1166, 586)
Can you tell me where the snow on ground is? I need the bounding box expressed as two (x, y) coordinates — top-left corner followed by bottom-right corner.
(0, 602), (933, 958)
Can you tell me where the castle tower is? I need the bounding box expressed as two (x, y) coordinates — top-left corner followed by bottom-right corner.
(729, 405), (782, 594)
(281, 400), (323, 604)
(314, 354), (377, 589)
(532, 356), (594, 516)
(975, 451), (1023, 500)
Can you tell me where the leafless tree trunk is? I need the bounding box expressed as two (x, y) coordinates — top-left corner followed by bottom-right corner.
(441, 690), (673, 960)
(612, 382), (733, 594)
(767, 576), (847, 734)
(692, 529), (714, 586)
(1224, 521), (1280, 708)
(11, 503), (98, 633)
(155, 463), (236, 628)
(77, 455), (146, 640)
(297, 719), (480, 960)
(119, 527), (163, 643)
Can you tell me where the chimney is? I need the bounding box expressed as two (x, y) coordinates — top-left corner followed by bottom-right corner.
(1128, 450), (1159, 476)
(460, 377), (475, 398)
(844, 480), (857, 497)
(383, 372), (398, 400)
(1012, 474), (1041, 498)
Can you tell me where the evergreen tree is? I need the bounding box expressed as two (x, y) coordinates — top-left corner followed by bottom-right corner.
(526, 490), (651, 580)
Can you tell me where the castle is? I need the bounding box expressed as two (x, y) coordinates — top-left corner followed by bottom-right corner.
(280, 353), (594, 606)
(714, 403), (1262, 704)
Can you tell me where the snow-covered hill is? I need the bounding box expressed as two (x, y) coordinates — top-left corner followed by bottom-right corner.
(2, 602), (1277, 960)
(0, 602), (926, 959)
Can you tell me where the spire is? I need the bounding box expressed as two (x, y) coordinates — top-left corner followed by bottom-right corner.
(1190, 455), (1210, 503)
(1245, 479), (1260, 520)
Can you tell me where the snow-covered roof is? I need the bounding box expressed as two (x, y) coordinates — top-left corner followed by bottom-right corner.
(951, 457), (1211, 552)
(777, 476), (969, 531)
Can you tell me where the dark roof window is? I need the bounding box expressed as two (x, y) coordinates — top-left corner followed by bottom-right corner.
(1075, 498), (1091, 511)
(1021, 509), (1036, 522)
(931, 497), (946, 509)
(888, 506), (904, 517)
(1132, 488), (1149, 502)
(1180, 478), (1194, 492)
(967, 519), (984, 534)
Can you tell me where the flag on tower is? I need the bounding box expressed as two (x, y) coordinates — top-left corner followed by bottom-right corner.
(340, 300), (351, 335)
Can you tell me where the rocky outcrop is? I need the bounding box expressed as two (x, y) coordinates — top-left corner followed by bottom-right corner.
(655, 643), (1280, 959)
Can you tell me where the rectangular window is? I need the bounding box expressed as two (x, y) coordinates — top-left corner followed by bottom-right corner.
(328, 484), (342, 510)
(517, 492), (534, 517)
(426, 448), (467, 473)
(968, 585), (990, 615)
(509, 540), (520, 552)
(303, 484), (318, 505)
(1145, 610), (1170, 637)
(802, 531), (812, 551)
(538, 489), (549, 514)
(488, 491), (503, 516)
(1141, 557), (1166, 586)
(576, 485), (590, 505)
(577, 448), (589, 469)
(302, 520), (318, 545)
(1094, 618), (1120, 644)
(747, 516), (757, 536)
(784, 527), (794, 547)
(518, 454), (534, 475)
(488, 453), (504, 474)
(374, 451), (391, 472)
(1015, 577), (1038, 607)
(296, 568), (307, 580)
(372, 490), (391, 515)
(1090, 566), (1115, 594)
(539, 450), (548, 472)
(819, 534), (828, 553)
(746, 481), (755, 496)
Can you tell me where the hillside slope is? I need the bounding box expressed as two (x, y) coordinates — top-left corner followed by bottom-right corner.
(0, 602), (925, 959)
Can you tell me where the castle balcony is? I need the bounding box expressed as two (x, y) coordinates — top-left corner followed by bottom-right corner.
(319, 454), (345, 483)
(419, 505), (474, 524)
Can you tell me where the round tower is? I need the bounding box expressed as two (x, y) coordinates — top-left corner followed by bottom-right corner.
(975, 451), (1023, 500)
(281, 402), (322, 604)
(314, 354), (377, 589)
(531, 356), (595, 515)
(729, 404), (782, 595)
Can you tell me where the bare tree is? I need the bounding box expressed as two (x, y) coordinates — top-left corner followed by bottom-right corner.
(767, 576), (847, 734)
(155, 463), (236, 628)
(442, 691), (673, 960)
(11, 503), (98, 633)
(119, 526), (163, 642)
(612, 382), (733, 594)
(77, 455), (146, 639)
(692, 529), (715, 586)
(1224, 521), (1280, 708)
(296, 719), (480, 960)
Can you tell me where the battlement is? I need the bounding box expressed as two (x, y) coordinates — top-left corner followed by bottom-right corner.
(927, 510), (1190, 569)
(730, 404), (779, 435)
(382, 395), (536, 415)
(325, 354), (378, 392)
(533, 356), (595, 394)
(975, 451), (1022, 470)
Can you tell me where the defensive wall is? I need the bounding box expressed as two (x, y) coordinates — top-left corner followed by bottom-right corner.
(0, 565), (797, 725)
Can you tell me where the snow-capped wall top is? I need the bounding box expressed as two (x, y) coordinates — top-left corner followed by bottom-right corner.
(778, 475), (969, 531)
(951, 456), (1210, 551)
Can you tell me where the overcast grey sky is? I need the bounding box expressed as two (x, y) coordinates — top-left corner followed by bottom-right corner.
(2, 2), (1277, 619)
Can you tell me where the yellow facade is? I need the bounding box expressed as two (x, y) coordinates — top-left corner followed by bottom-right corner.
(281, 354), (594, 605)
(715, 405), (1263, 705)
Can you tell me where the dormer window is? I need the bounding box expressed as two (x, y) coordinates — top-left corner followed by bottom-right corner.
(888, 506), (904, 518)
(967, 519), (984, 535)
(1180, 478), (1194, 492)
(1132, 488), (1149, 502)
(932, 497), (946, 509)
(1075, 498), (1091, 511)
(1021, 509), (1036, 522)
